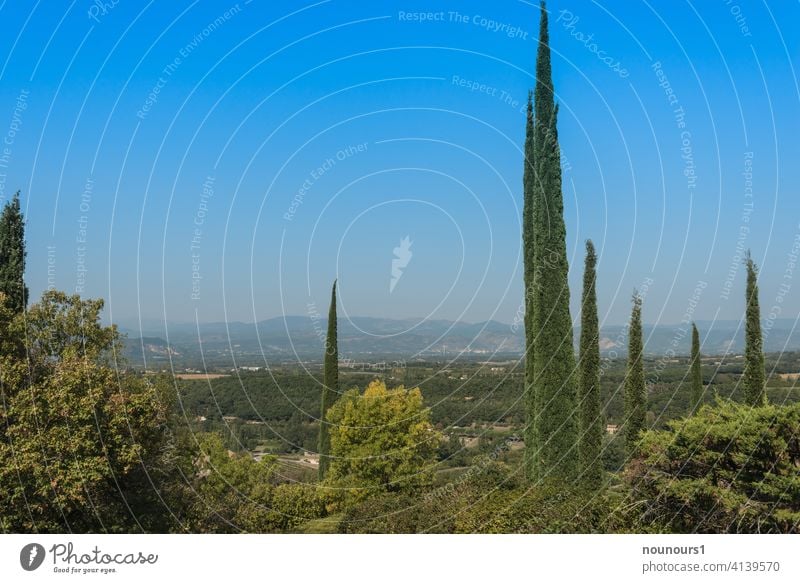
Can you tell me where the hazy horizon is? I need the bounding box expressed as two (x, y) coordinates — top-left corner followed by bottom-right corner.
(2, 1), (798, 329)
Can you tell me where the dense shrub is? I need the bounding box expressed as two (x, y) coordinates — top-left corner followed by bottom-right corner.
(626, 400), (800, 533)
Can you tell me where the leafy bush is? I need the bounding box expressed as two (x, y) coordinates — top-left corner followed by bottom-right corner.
(339, 460), (641, 533)
(182, 433), (277, 533)
(268, 483), (327, 531)
(626, 399), (800, 533)
(338, 494), (426, 533)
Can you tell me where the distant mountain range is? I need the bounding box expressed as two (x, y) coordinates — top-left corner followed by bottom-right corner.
(118, 316), (800, 367)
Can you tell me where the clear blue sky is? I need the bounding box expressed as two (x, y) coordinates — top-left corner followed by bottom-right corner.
(1, 0), (798, 331)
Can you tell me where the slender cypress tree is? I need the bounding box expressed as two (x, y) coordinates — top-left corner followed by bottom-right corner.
(624, 292), (645, 455)
(318, 280), (339, 479)
(527, 1), (579, 483)
(578, 240), (602, 488)
(0, 191), (28, 313)
(522, 90), (538, 480)
(743, 251), (766, 405)
(690, 322), (703, 413)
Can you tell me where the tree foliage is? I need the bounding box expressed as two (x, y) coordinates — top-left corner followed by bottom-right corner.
(0, 291), (177, 532)
(522, 89), (537, 481)
(325, 379), (440, 502)
(0, 192), (28, 314)
(579, 240), (602, 487)
(690, 322), (703, 413)
(743, 251), (766, 405)
(340, 462), (640, 533)
(318, 280), (338, 479)
(626, 400), (800, 533)
(526, 0), (578, 484)
(182, 433), (277, 533)
(624, 292), (646, 454)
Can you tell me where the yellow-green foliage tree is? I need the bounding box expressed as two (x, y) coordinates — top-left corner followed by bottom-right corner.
(325, 379), (440, 502)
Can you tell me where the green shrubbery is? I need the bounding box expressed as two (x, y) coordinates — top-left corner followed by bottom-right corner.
(626, 400), (800, 533)
(339, 461), (644, 534)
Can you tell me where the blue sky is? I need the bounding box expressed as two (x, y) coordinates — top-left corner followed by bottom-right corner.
(1, 0), (798, 332)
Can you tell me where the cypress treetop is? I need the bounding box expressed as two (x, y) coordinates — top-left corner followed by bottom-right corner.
(690, 322), (703, 413)
(578, 240), (602, 488)
(526, 0), (579, 483)
(743, 251), (766, 406)
(523, 90), (538, 480)
(318, 280), (339, 479)
(0, 191), (28, 313)
(624, 291), (646, 455)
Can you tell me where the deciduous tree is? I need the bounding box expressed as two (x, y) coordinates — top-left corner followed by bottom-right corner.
(325, 379), (440, 502)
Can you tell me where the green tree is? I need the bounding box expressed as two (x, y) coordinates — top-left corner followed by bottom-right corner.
(183, 433), (277, 533)
(325, 379), (440, 502)
(624, 292), (646, 454)
(743, 251), (766, 405)
(578, 240), (602, 487)
(0, 191), (28, 313)
(526, 0), (578, 483)
(0, 291), (177, 533)
(627, 400), (800, 533)
(318, 280), (338, 479)
(522, 89), (537, 480)
(690, 322), (703, 413)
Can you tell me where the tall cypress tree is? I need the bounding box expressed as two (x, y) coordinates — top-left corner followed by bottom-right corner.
(522, 90), (538, 480)
(743, 251), (766, 405)
(578, 240), (602, 488)
(527, 1), (578, 483)
(624, 292), (645, 455)
(0, 191), (28, 313)
(318, 280), (339, 479)
(690, 322), (703, 413)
